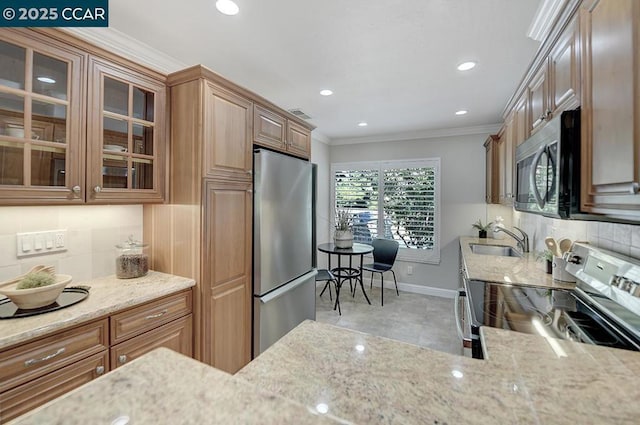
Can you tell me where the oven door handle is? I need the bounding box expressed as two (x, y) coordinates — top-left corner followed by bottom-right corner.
(454, 289), (472, 348)
(529, 144), (547, 209)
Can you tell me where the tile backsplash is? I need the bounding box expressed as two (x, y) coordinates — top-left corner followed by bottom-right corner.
(0, 205), (142, 282)
(512, 210), (640, 259)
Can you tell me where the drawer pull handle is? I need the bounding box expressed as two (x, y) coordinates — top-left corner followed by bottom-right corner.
(119, 355), (127, 364)
(96, 366), (105, 375)
(24, 347), (65, 367)
(145, 309), (168, 320)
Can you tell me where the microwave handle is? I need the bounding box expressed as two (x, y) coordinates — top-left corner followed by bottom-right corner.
(529, 144), (547, 209)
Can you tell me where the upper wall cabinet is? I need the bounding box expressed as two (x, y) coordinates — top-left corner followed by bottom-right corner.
(0, 29), (167, 205)
(580, 0), (640, 217)
(87, 57), (166, 203)
(253, 104), (312, 159)
(549, 15), (581, 114)
(484, 135), (499, 204)
(0, 30), (85, 204)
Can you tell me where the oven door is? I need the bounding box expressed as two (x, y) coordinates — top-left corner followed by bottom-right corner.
(454, 288), (473, 357)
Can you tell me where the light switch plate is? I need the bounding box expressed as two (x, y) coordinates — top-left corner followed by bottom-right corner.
(17, 229), (67, 258)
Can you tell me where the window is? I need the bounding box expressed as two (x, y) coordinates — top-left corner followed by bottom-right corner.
(331, 158), (441, 264)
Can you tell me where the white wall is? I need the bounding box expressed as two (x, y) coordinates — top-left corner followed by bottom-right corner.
(0, 205), (143, 282)
(327, 133), (488, 292)
(311, 136), (331, 270)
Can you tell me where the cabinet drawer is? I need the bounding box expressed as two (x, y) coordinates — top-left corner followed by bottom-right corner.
(0, 351), (108, 423)
(110, 290), (192, 345)
(0, 320), (108, 393)
(111, 314), (193, 369)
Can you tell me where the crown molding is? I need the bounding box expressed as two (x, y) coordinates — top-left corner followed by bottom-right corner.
(330, 123), (502, 146)
(61, 27), (187, 74)
(311, 130), (331, 145)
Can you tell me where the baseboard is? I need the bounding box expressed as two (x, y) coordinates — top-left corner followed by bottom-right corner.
(367, 278), (456, 299)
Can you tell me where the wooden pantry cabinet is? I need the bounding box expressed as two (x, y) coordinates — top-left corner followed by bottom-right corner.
(0, 290), (192, 423)
(580, 0), (640, 217)
(144, 65), (253, 374)
(0, 28), (167, 205)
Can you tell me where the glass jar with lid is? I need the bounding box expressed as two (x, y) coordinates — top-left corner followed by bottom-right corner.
(115, 235), (149, 279)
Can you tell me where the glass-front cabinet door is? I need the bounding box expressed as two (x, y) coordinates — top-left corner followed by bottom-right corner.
(87, 58), (166, 203)
(0, 31), (84, 204)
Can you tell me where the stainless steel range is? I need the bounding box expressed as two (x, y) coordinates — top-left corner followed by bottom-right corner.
(458, 243), (640, 359)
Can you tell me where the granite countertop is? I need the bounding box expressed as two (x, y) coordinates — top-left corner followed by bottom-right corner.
(480, 327), (640, 423)
(0, 271), (195, 350)
(238, 320), (640, 424)
(460, 236), (575, 290)
(7, 320), (640, 424)
(8, 348), (341, 425)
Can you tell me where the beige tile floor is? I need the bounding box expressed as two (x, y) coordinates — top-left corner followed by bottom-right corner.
(315, 281), (463, 356)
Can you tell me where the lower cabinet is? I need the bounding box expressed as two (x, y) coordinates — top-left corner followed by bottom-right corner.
(0, 289), (193, 423)
(0, 352), (108, 423)
(110, 315), (192, 369)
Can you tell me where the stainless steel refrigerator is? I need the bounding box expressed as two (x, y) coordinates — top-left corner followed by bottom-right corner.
(253, 149), (316, 356)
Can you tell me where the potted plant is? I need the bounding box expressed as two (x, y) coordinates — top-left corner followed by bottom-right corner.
(536, 249), (554, 274)
(471, 219), (493, 239)
(334, 209), (354, 248)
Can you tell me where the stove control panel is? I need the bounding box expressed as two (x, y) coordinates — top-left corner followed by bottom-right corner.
(610, 275), (640, 297)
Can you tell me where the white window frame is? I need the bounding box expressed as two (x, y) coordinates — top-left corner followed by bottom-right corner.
(331, 158), (441, 264)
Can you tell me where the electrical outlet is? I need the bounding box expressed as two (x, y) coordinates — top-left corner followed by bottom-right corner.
(17, 229), (67, 258)
(407, 265), (413, 275)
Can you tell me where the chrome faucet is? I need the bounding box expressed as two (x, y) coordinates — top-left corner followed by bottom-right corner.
(495, 226), (530, 253)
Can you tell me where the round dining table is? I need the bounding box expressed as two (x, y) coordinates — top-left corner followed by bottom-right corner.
(317, 242), (373, 310)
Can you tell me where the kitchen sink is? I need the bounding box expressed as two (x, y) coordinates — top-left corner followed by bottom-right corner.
(469, 244), (522, 257)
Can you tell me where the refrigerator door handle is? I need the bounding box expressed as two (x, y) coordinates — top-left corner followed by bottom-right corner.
(259, 270), (318, 304)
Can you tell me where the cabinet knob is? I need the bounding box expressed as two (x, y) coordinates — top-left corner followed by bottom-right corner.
(95, 365), (105, 375)
(71, 185), (81, 194)
(247, 170), (253, 175)
(247, 189), (253, 194)
(630, 182), (639, 194)
(93, 186), (102, 193)
(118, 355), (127, 364)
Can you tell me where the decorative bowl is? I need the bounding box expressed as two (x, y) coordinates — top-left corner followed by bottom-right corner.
(0, 274), (72, 309)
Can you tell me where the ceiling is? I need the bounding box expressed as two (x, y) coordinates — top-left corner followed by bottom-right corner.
(104, 0), (542, 143)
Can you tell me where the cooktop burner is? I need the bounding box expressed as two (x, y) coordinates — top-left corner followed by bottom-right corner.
(466, 242), (640, 352)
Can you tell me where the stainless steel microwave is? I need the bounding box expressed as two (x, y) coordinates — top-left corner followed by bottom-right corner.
(515, 109), (580, 218)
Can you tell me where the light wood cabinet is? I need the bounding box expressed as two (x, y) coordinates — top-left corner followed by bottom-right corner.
(204, 83), (253, 181)
(0, 28), (85, 204)
(484, 135), (499, 204)
(145, 66), (254, 374)
(580, 0), (640, 216)
(202, 179), (252, 371)
(110, 314), (192, 369)
(0, 290), (192, 422)
(253, 104), (312, 159)
(286, 120), (312, 158)
(0, 351), (108, 423)
(497, 120), (515, 205)
(0, 28), (167, 206)
(528, 62), (551, 135)
(86, 57), (166, 203)
(549, 15), (581, 114)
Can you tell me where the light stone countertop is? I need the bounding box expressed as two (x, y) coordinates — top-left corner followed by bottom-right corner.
(0, 271), (195, 350)
(8, 348), (341, 425)
(238, 320), (539, 424)
(460, 236), (575, 290)
(480, 327), (640, 423)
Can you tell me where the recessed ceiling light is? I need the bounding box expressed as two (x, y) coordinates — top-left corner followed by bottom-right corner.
(37, 76), (56, 84)
(457, 62), (476, 71)
(455, 110), (468, 115)
(216, 0), (239, 15)
(358, 122), (368, 127)
(319, 89), (333, 96)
